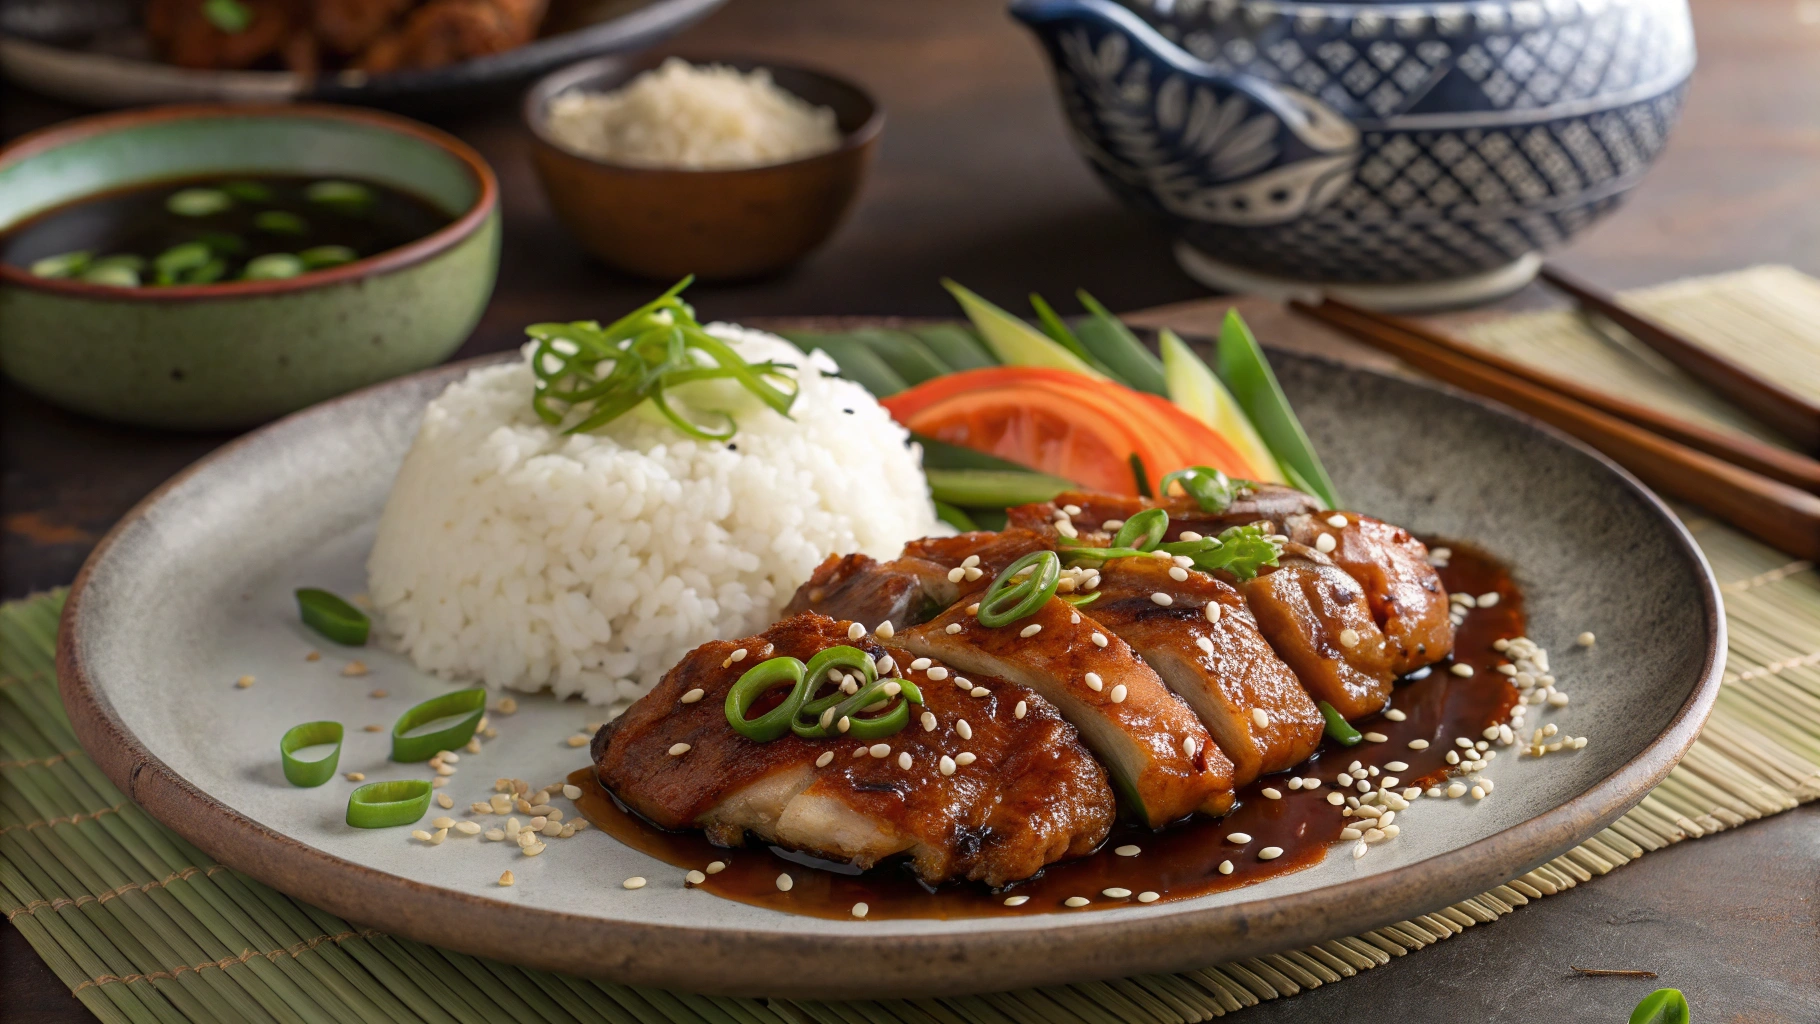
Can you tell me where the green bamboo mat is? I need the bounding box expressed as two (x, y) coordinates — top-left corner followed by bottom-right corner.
(8, 269), (1820, 1023)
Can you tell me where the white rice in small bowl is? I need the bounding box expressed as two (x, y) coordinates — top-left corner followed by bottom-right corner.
(367, 324), (936, 709)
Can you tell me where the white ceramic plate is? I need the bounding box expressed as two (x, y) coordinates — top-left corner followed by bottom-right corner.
(59, 347), (1723, 997)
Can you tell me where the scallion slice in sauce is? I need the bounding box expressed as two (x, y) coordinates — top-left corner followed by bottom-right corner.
(390, 688), (487, 762)
(1318, 701), (1362, 746)
(346, 779), (431, 829)
(279, 721), (343, 787)
(976, 550), (1061, 628)
(295, 588), (370, 646)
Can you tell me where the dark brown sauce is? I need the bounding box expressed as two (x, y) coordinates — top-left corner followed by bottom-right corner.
(573, 541), (1522, 919)
(2, 173), (452, 285)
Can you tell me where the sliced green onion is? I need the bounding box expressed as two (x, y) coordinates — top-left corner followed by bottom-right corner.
(299, 245), (358, 270)
(243, 253), (304, 280)
(1158, 465), (1249, 514)
(1318, 701), (1361, 746)
(295, 588), (369, 645)
(167, 188), (233, 217)
(153, 241), (211, 284)
(346, 779), (431, 829)
(254, 210), (308, 235)
(529, 278), (798, 441)
(830, 675), (924, 740)
(306, 180), (375, 214)
(1061, 591), (1101, 607)
(279, 721), (343, 787)
(1063, 523), (1281, 580)
(791, 646), (876, 738)
(933, 501), (978, 532)
(391, 688), (487, 762)
(29, 250), (91, 279)
(725, 657), (808, 742)
(221, 180), (272, 202)
(1112, 507), (1168, 551)
(977, 550), (1061, 628)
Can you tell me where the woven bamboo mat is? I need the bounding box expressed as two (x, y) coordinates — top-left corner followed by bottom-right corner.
(7, 268), (1820, 1024)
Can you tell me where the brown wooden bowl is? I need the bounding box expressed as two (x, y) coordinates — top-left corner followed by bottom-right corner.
(523, 54), (882, 282)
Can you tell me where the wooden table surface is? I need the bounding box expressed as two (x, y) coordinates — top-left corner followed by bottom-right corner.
(5, 0), (1819, 1020)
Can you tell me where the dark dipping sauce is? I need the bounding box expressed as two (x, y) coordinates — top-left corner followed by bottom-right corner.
(1, 174), (453, 286)
(571, 541), (1523, 920)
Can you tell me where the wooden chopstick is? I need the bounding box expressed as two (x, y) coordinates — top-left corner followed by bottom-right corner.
(1309, 296), (1820, 495)
(1288, 298), (1820, 559)
(1538, 264), (1820, 452)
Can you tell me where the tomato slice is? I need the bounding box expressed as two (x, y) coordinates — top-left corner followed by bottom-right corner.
(882, 367), (1260, 495)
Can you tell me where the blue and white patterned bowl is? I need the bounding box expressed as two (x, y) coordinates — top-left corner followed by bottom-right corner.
(1012, 0), (1694, 308)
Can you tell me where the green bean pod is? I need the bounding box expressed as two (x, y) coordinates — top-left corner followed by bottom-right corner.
(977, 550), (1063, 628)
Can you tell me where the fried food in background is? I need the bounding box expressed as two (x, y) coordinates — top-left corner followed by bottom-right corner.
(144, 0), (547, 73)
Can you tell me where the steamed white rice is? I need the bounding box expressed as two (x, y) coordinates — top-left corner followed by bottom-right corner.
(367, 324), (937, 708)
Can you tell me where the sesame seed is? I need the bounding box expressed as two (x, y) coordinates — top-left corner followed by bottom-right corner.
(876, 621), (895, 639)
(1204, 602), (1222, 624)
(1447, 782), (1468, 798)
(410, 830), (432, 842)
(1384, 709), (1408, 722)
(882, 681), (903, 698)
(955, 752), (977, 766)
(848, 622), (865, 640)
(1103, 519), (1125, 530)
(1341, 827), (1362, 840)
(706, 861), (726, 874)
(946, 623), (963, 634)
(346, 772), (365, 782)
(1168, 566), (1190, 582)
(940, 755), (956, 775)
(1064, 896), (1091, 908)
(956, 719), (973, 740)
(851, 902), (869, 918)
(306, 651), (320, 661)
(1149, 592), (1174, 607)
(668, 743), (691, 756)
(567, 735), (590, 748)
(1478, 592), (1500, 607)
(1084, 671), (1104, 691)
(1092, 632), (1108, 647)
(681, 688), (704, 704)
(1109, 685), (1128, 703)
(1258, 846), (1283, 860)
(342, 662), (368, 677)
(1063, 504), (1083, 516)
(1339, 628), (1360, 648)
(909, 658), (932, 671)
(1218, 860), (1234, 875)
(729, 649), (747, 664)
(920, 711), (937, 732)
(776, 873), (793, 892)
(970, 687), (989, 697)
(815, 751), (834, 767)
(1103, 887), (1132, 898)
(1470, 785), (1486, 799)
(1577, 631), (1596, 647)
(436, 793), (453, 809)
(1315, 533), (1337, 554)
(1069, 610), (1081, 623)
(838, 716), (852, 733)
(928, 667), (950, 681)
(1015, 701), (1028, 719)
(623, 877), (647, 889)
(869, 743), (890, 758)
(685, 870), (706, 886)
(898, 752), (912, 770)
(1407, 738), (1429, 750)
(1183, 736), (1197, 757)
(1327, 792), (1345, 805)
(1549, 691), (1570, 707)
(235, 675), (255, 689)
(1194, 637), (1215, 657)
(1225, 832), (1251, 844)
(1114, 844), (1141, 857)
(1004, 895), (1030, 906)
(1362, 731), (1388, 743)
(1020, 624), (1043, 638)
(1251, 708), (1270, 729)
(1451, 663), (1474, 677)
(967, 603), (981, 615)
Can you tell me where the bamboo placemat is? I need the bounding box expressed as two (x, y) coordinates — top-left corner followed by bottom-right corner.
(6, 268), (1820, 1023)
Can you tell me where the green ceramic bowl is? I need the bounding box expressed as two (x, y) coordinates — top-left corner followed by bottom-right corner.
(0, 105), (500, 430)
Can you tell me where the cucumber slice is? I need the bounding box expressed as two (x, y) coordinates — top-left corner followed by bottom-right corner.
(1158, 328), (1287, 485)
(942, 279), (1106, 378)
(1215, 310), (1342, 508)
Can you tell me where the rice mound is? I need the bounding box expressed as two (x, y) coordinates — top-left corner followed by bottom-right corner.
(367, 324), (937, 708)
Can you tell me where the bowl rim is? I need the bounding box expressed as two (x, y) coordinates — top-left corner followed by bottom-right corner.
(0, 103), (499, 302)
(53, 339), (1728, 998)
(520, 53), (884, 176)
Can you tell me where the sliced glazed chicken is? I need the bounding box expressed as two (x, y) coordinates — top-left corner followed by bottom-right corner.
(1284, 512), (1454, 674)
(784, 529), (1056, 631)
(1084, 557), (1324, 785)
(592, 613), (1114, 886)
(899, 597), (1234, 827)
(1229, 545), (1396, 720)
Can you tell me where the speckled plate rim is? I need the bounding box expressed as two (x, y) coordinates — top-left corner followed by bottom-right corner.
(55, 343), (1725, 999)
